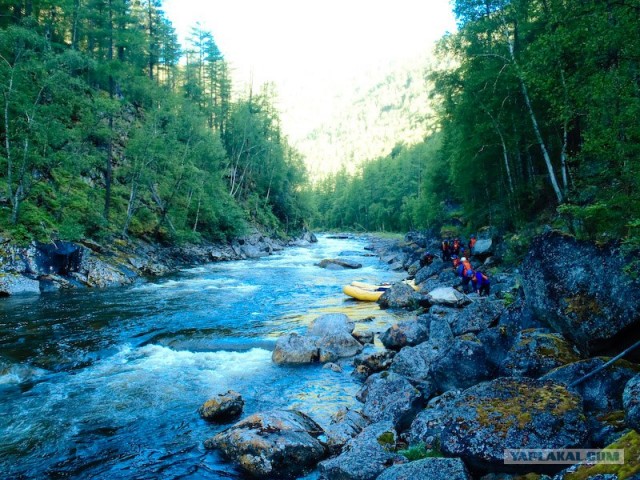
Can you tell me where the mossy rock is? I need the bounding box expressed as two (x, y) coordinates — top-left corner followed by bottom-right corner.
(439, 377), (587, 471)
(563, 430), (640, 480)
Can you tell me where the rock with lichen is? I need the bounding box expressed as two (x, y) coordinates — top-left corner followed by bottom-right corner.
(430, 333), (492, 392)
(438, 377), (587, 471)
(624, 374), (640, 431)
(318, 421), (404, 480)
(500, 329), (582, 378)
(198, 390), (244, 422)
(521, 231), (640, 355)
(380, 317), (430, 350)
(321, 408), (370, 455)
(376, 457), (471, 480)
(205, 409), (326, 478)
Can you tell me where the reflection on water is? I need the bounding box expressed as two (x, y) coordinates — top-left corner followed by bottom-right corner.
(0, 235), (410, 478)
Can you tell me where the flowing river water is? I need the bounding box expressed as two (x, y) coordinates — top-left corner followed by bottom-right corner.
(0, 235), (410, 479)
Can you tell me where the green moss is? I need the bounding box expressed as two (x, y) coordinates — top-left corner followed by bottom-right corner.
(475, 381), (581, 437)
(596, 410), (626, 427)
(459, 333), (481, 344)
(565, 430), (640, 480)
(563, 294), (603, 321)
(377, 431), (395, 450)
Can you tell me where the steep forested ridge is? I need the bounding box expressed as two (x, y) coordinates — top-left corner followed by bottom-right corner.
(313, 0), (640, 248)
(0, 1), (311, 245)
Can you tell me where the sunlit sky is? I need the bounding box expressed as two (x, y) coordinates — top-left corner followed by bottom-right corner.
(162, 0), (456, 141)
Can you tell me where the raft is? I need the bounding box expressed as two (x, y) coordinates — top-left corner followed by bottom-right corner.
(342, 284), (385, 301)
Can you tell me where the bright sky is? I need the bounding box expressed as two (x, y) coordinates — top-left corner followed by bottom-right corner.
(162, 0), (456, 140)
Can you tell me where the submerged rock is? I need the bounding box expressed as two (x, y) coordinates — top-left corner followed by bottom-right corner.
(317, 258), (362, 269)
(199, 390), (244, 422)
(205, 409), (326, 478)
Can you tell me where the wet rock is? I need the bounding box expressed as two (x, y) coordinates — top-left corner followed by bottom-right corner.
(357, 372), (423, 430)
(323, 362), (343, 373)
(205, 409), (326, 478)
(378, 282), (422, 310)
(354, 350), (396, 374)
(521, 231), (640, 354)
(623, 374), (640, 430)
(430, 333), (491, 392)
(317, 258), (362, 269)
(426, 287), (470, 307)
(0, 273), (41, 295)
(352, 330), (374, 345)
(500, 329), (582, 378)
(439, 377), (587, 471)
(448, 298), (504, 336)
(318, 421), (403, 480)
(377, 457), (471, 480)
(199, 390), (244, 422)
(321, 408), (370, 455)
(272, 333), (319, 364)
(380, 317), (430, 351)
(308, 313), (355, 337)
(542, 357), (639, 413)
(317, 331), (364, 362)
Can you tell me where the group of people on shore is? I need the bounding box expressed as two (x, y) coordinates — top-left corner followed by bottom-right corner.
(420, 235), (491, 296)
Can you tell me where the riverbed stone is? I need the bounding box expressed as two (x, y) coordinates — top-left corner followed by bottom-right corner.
(316, 331), (364, 362)
(205, 409), (326, 478)
(318, 421), (403, 480)
(272, 333), (319, 364)
(317, 258), (362, 269)
(356, 372), (423, 430)
(199, 390), (244, 422)
(376, 457), (471, 480)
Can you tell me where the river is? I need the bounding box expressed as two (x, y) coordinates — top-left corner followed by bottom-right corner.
(0, 235), (409, 479)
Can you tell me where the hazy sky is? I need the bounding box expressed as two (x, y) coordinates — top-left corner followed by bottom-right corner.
(162, 0), (456, 139)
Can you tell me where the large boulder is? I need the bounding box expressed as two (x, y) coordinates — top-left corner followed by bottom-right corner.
(308, 313), (355, 337)
(390, 340), (446, 381)
(448, 298), (505, 336)
(318, 421), (403, 480)
(380, 317), (430, 351)
(542, 357), (640, 413)
(0, 273), (41, 295)
(353, 350), (396, 375)
(356, 372), (423, 430)
(316, 331), (364, 362)
(521, 231), (640, 354)
(199, 390), (244, 422)
(438, 377), (588, 471)
(414, 258), (448, 285)
(426, 287), (470, 307)
(430, 334), (491, 392)
(272, 333), (319, 364)
(624, 374), (640, 430)
(471, 238), (493, 257)
(377, 457), (471, 480)
(321, 408), (370, 455)
(205, 409), (326, 478)
(378, 282), (422, 309)
(499, 329), (582, 378)
(317, 258), (362, 269)
(409, 391), (460, 448)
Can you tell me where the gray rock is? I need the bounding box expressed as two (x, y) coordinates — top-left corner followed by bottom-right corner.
(272, 333), (319, 364)
(199, 390), (244, 422)
(353, 350), (396, 374)
(472, 238), (493, 256)
(318, 258), (362, 269)
(414, 258), (448, 285)
(352, 330), (374, 345)
(205, 409), (326, 478)
(380, 318), (429, 351)
(390, 341), (447, 381)
(321, 408), (370, 454)
(426, 287), (470, 307)
(448, 298), (504, 336)
(542, 357), (639, 413)
(439, 377), (587, 471)
(318, 421), (402, 480)
(357, 372), (423, 430)
(308, 313), (355, 337)
(409, 391), (460, 447)
(378, 282), (421, 310)
(377, 457), (471, 480)
(430, 334), (491, 392)
(521, 231), (640, 354)
(428, 315), (454, 345)
(316, 331), (363, 362)
(624, 374), (640, 430)
(0, 273), (41, 295)
(500, 329), (581, 378)
(323, 362), (343, 373)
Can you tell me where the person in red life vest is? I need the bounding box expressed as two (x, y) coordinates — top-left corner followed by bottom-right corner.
(441, 238), (451, 261)
(456, 257), (474, 293)
(461, 256), (473, 275)
(472, 270), (491, 296)
(420, 251), (435, 268)
(452, 238), (461, 256)
(468, 234), (477, 254)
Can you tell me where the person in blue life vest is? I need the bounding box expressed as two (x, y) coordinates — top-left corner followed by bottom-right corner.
(472, 270), (491, 296)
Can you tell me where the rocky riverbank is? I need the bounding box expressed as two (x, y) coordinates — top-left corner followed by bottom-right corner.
(0, 229), (318, 296)
(204, 230), (640, 479)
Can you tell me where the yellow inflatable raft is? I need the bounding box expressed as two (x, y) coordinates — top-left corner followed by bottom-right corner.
(342, 284), (385, 301)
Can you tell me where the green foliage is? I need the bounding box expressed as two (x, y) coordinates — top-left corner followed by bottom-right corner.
(397, 443), (443, 461)
(0, 3), (309, 245)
